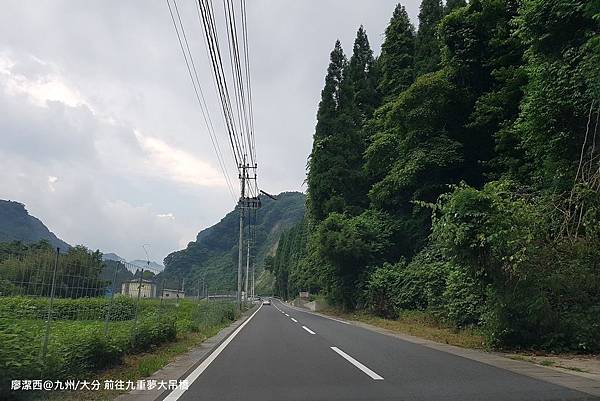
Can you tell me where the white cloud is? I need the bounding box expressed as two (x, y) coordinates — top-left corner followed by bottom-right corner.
(47, 175), (58, 192)
(0, 53), (87, 108)
(157, 213), (175, 220)
(133, 129), (226, 188)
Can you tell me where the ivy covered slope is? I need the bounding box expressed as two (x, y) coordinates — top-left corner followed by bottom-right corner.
(0, 200), (70, 251)
(161, 192), (305, 291)
(273, 0), (600, 353)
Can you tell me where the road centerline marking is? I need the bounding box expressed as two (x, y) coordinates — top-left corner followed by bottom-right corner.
(291, 318), (298, 322)
(330, 346), (384, 380)
(284, 313), (289, 317)
(302, 325), (315, 335)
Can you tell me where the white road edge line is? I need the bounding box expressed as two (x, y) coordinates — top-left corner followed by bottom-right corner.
(163, 304), (263, 401)
(302, 325), (316, 335)
(291, 318), (298, 323)
(276, 300), (350, 325)
(330, 346), (384, 381)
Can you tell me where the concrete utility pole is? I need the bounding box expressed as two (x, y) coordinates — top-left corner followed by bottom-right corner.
(236, 160), (246, 309)
(251, 261), (255, 299)
(237, 156), (260, 310)
(244, 233), (250, 300)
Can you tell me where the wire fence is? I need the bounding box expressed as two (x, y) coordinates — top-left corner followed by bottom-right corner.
(0, 246), (240, 397)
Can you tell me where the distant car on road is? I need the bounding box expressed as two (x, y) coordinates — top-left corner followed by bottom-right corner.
(262, 299), (271, 305)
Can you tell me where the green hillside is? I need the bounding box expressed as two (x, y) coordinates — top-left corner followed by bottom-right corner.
(161, 192), (305, 292)
(0, 200), (70, 251)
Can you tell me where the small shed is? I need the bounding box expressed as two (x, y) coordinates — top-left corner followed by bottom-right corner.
(121, 279), (157, 298)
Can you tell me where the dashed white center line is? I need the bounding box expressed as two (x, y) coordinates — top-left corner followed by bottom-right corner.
(302, 326), (315, 335)
(291, 318), (298, 322)
(285, 313), (289, 317)
(330, 347), (384, 380)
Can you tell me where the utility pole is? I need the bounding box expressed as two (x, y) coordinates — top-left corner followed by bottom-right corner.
(251, 261), (255, 299)
(237, 156), (260, 310)
(236, 158), (246, 309)
(244, 232), (250, 300)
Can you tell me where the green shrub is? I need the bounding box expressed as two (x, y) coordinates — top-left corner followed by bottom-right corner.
(431, 181), (600, 351)
(130, 314), (176, 352)
(0, 296), (136, 321)
(364, 262), (404, 318)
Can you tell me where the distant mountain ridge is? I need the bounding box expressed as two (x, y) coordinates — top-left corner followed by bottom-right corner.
(161, 191), (305, 291)
(102, 253), (164, 273)
(0, 200), (71, 250)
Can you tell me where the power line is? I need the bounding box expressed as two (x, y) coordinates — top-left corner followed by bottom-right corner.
(166, 0), (237, 200)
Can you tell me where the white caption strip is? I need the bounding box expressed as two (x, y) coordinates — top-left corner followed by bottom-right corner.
(330, 347), (384, 380)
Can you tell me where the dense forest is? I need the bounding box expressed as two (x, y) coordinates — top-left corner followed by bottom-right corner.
(270, 0), (599, 352)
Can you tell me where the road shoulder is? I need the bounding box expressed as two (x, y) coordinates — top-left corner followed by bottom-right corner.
(286, 302), (600, 398)
(115, 305), (258, 401)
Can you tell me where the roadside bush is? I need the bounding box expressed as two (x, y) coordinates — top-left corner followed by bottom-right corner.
(364, 262), (404, 318)
(431, 181), (600, 352)
(0, 296), (136, 321)
(52, 326), (123, 375)
(130, 314), (176, 352)
(0, 320), (43, 394)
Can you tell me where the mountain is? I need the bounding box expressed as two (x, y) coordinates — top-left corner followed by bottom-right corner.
(128, 260), (164, 272)
(0, 200), (71, 250)
(161, 191), (305, 291)
(102, 252), (126, 263)
(99, 259), (134, 292)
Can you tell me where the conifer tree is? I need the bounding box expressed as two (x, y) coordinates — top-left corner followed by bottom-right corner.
(415, 0), (444, 76)
(307, 41), (363, 222)
(378, 4), (416, 99)
(346, 26), (380, 124)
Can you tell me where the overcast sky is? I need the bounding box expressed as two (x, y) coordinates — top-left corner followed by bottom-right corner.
(0, 0), (420, 263)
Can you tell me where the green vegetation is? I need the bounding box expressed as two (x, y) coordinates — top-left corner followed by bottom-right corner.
(162, 191), (305, 291)
(0, 298), (238, 398)
(323, 308), (485, 349)
(273, 0), (600, 353)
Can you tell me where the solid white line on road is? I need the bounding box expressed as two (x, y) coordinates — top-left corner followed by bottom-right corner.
(163, 304), (263, 401)
(330, 347), (384, 380)
(291, 318), (298, 323)
(302, 326), (316, 335)
(277, 300), (350, 325)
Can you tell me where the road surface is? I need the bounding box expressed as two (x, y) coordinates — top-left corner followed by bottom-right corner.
(160, 299), (597, 401)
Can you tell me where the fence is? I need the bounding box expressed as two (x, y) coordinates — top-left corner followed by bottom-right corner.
(0, 245), (239, 397)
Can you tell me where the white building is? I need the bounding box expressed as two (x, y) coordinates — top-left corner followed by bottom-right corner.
(121, 279), (157, 298)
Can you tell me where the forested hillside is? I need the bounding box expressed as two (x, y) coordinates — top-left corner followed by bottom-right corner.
(161, 192), (305, 291)
(272, 0), (600, 352)
(0, 200), (71, 251)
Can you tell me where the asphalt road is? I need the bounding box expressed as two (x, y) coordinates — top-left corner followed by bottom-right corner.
(163, 299), (597, 401)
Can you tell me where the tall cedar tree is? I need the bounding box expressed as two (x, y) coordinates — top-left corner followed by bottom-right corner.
(346, 26), (380, 124)
(378, 4), (416, 99)
(415, 0), (444, 76)
(307, 41), (356, 222)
